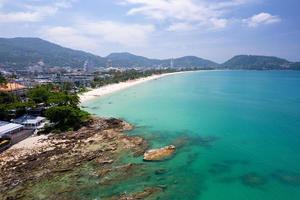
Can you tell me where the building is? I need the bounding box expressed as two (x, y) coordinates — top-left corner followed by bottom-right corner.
(56, 74), (94, 87)
(0, 121), (23, 138)
(0, 82), (27, 95)
(170, 58), (174, 68)
(12, 115), (46, 130)
(0, 120), (33, 146)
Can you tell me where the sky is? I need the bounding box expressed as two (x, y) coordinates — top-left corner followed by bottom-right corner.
(0, 0), (299, 63)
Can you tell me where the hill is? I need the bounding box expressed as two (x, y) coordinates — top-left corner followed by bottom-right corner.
(0, 38), (299, 70)
(106, 52), (161, 68)
(0, 38), (219, 69)
(0, 37), (106, 69)
(106, 53), (219, 68)
(222, 55), (292, 70)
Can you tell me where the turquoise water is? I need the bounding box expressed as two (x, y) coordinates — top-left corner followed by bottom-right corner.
(83, 71), (300, 200)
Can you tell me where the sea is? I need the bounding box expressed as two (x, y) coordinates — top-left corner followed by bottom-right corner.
(82, 70), (300, 200)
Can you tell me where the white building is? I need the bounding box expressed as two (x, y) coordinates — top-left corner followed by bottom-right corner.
(0, 121), (24, 139)
(12, 115), (46, 130)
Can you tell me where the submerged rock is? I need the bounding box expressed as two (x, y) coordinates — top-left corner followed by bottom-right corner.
(240, 172), (268, 188)
(108, 187), (163, 200)
(143, 145), (176, 161)
(271, 170), (300, 186)
(209, 163), (231, 175)
(155, 168), (168, 175)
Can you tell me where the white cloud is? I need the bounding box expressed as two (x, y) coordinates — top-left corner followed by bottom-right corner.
(41, 26), (99, 50)
(0, 0), (75, 23)
(166, 23), (196, 32)
(41, 20), (155, 51)
(121, 0), (250, 30)
(244, 12), (281, 27)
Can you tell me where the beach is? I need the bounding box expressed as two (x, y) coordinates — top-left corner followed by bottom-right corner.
(79, 72), (183, 103)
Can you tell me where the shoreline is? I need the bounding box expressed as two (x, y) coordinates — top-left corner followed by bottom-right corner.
(0, 118), (152, 199)
(79, 71), (188, 103)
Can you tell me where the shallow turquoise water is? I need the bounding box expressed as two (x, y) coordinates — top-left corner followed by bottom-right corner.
(83, 71), (300, 199)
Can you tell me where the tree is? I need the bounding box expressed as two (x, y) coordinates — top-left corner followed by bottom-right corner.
(47, 92), (79, 107)
(0, 73), (7, 86)
(45, 106), (90, 131)
(27, 86), (51, 104)
(0, 92), (17, 104)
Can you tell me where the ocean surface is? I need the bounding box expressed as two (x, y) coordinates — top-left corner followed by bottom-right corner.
(83, 70), (300, 200)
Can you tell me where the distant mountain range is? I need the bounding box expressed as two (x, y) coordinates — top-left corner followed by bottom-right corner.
(0, 37), (299, 70)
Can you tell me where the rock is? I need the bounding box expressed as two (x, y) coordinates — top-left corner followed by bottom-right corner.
(240, 172), (267, 187)
(155, 168), (168, 175)
(143, 145), (176, 161)
(96, 159), (114, 165)
(117, 187), (163, 200)
(271, 170), (300, 186)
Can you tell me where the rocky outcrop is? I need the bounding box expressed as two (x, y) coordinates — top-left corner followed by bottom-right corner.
(143, 145), (176, 161)
(0, 117), (150, 200)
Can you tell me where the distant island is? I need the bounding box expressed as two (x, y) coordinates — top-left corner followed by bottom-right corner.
(0, 37), (299, 70)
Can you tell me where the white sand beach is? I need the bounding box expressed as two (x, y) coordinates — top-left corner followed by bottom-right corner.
(79, 72), (184, 103)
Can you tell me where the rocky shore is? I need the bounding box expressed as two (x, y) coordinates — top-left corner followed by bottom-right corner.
(0, 118), (153, 200)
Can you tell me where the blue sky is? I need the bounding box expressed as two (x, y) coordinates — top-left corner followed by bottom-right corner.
(0, 0), (299, 63)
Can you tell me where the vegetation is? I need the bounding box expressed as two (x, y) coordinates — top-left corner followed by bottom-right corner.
(45, 106), (90, 132)
(0, 73), (7, 86)
(0, 84), (90, 132)
(91, 68), (201, 88)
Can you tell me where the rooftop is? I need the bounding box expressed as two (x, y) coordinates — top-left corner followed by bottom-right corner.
(13, 115), (46, 125)
(0, 121), (23, 137)
(0, 82), (26, 92)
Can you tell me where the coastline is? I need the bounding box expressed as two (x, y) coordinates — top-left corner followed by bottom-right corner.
(79, 71), (186, 103)
(0, 118), (153, 199)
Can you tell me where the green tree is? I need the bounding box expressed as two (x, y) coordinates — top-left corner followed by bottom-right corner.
(27, 86), (51, 104)
(0, 92), (17, 104)
(0, 73), (7, 86)
(45, 106), (90, 131)
(48, 92), (79, 107)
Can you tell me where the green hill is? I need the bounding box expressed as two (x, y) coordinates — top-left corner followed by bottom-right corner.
(0, 38), (299, 70)
(0, 37), (106, 69)
(222, 55), (292, 70)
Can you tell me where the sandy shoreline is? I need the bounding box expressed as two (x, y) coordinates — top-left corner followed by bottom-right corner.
(3, 72), (184, 153)
(79, 71), (186, 103)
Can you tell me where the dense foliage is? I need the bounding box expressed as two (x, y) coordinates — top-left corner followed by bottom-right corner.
(45, 106), (90, 132)
(0, 73), (7, 85)
(0, 84), (90, 132)
(28, 85), (79, 107)
(91, 69), (184, 88)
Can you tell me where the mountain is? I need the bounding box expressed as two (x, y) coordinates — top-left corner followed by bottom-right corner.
(290, 62), (300, 70)
(0, 37), (106, 69)
(173, 56), (218, 68)
(0, 38), (218, 69)
(106, 53), (219, 68)
(106, 52), (161, 68)
(0, 38), (299, 70)
(222, 55), (292, 70)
